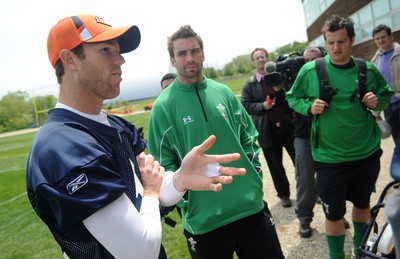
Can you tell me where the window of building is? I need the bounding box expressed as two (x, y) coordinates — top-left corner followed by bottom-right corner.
(305, 0), (399, 47)
(340, 0), (398, 44)
(394, 10), (400, 27)
(391, 0), (400, 10)
(359, 5), (373, 26)
(372, 0), (390, 18)
(350, 13), (362, 43)
(303, 0), (335, 27)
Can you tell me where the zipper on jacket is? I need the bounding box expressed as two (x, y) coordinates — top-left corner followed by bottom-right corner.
(194, 83), (208, 122)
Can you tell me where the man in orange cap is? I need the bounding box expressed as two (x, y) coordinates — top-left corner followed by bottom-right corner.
(26, 14), (246, 259)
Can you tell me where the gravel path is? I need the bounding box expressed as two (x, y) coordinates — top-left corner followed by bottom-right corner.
(261, 137), (396, 259)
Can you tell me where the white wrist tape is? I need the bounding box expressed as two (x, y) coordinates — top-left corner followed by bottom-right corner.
(205, 163), (221, 178)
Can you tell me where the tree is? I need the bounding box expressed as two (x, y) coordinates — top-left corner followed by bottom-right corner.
(221, 41), (308, 76)
(203, 67), (219, 79)
(223, 64), (235, 76)
(0, 91), (33, 132)
(269, 41), (308, 62)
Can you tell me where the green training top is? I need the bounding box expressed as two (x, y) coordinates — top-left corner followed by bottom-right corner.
(147, 76), (264, 235)
(286, 55), (394, 163)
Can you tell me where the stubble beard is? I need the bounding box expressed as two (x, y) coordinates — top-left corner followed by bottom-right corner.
(79, 68), (119, 101)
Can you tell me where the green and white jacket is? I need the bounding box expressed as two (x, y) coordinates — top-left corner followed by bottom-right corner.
(147, 76), (264, 235)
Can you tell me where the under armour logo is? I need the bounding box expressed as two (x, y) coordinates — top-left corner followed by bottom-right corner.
(182, 116), (194, 125)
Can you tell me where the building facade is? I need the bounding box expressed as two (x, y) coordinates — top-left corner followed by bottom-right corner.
(302, 0), (400, 60)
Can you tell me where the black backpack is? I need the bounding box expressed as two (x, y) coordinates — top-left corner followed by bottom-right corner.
(315, 57), (367, 106)
(314, 57), (368, 148)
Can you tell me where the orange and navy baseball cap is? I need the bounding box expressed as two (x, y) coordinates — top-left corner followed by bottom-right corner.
(47, 14), (141, 68)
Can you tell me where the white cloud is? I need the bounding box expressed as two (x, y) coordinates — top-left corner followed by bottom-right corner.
(0, 0), (307, 98)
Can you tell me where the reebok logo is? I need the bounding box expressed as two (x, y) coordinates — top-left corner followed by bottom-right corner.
(67, 173), (88, 194)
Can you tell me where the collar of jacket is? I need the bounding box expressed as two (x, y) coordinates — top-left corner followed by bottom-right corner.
(174, 76), (207, 91)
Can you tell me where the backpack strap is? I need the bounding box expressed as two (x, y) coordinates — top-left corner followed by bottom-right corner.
(315, 57), (328, 89)
(313, 57), (327, 149)
(355, 58), (368, 103)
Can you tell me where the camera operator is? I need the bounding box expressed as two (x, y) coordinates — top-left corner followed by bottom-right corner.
(292, 46), (322, 238)
(241, 48), (295, 208)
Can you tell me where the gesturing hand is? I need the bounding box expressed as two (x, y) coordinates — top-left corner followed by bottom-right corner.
(173, 135), (246, 192)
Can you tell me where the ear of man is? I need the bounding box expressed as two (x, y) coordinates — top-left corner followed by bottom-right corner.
(59, 49), (79, 70)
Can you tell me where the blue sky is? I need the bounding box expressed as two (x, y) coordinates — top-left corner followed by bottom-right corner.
(0, 0), (307, 99)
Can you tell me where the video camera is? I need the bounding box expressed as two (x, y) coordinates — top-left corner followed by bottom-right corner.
(275, 52), (305, 91)
(263, 71), (284, 88)
(265, 46), (326, 91)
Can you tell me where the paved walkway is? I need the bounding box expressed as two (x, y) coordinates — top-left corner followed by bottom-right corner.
(0, 128), (39, 138)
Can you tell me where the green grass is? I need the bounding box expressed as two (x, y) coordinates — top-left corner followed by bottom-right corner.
(0, 75), (248, 259)
(220, 74), (250, 95)
(0, 133), (62, 259)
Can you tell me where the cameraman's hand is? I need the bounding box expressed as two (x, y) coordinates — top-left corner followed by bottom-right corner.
(273, 85), (283, 92)
(309, 99), (329, 115)
(361, 92), (378, 109)
(263, 101), (275, 110)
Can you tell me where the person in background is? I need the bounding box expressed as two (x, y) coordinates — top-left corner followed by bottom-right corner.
(26, 14), (246, 259)
(241, 47), (295, 208)
(160, 72), (177, 90)
(286, 15), (393, 258)
(294, 46), (350, 238)
(147, 25), (284, 259)
(159, 71), (183, 258)
(371, 24), (400, 143)
(293, 46), (322, 238)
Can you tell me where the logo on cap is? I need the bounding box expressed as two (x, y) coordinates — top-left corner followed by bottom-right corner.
(95, 16), (110, 26)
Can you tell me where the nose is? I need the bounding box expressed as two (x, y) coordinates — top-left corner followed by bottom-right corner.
(187, 53), (196, 62)
(332, 42), (340, 50)
(115, 54), (125, 65)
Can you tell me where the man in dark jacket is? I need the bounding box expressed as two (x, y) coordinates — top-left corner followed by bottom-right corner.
(241, 47), (295, 208)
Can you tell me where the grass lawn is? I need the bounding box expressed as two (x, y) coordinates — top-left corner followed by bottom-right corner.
(0, 75), (248, 259)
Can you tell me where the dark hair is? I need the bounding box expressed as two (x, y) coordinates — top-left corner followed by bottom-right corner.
(160, 73), (177, 87)
(322, 15), (355, 40)
(250, 48), (268, 61)
(167, 25), (204, 58)
(372, 24), (391, 38)
(55, 44), (84, 84)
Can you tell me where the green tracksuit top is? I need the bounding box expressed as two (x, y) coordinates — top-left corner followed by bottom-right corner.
(286, 55), (394, 163)
(147, 76), (264, 235)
